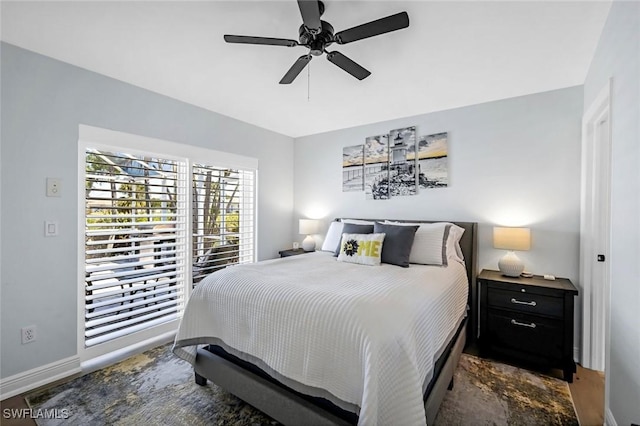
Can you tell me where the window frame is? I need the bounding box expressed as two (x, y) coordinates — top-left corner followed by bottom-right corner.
(77, 125), (258, 364)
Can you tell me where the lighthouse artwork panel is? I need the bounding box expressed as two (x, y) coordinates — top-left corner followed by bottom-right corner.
(364, 134), (390, 200)
(388, 126), (417, 197)
(417, 132), (448, 188)
(342, 144), (364, 192)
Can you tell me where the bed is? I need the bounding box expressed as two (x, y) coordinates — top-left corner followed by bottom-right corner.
(173, 219), (478, 425)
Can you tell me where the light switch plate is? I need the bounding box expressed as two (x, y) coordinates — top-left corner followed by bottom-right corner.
(45, 221), (59, 237)
(46, 178), (61, 197)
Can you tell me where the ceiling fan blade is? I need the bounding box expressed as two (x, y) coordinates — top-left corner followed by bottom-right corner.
(224, 35), (298, 47)
(297, 0), (322, 33)
(280, 55), (312, 84)
(334, 12), (409, 45)
(326, 51), (371, 80)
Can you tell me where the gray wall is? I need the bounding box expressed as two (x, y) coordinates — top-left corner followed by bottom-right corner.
(293, 86), (584, 341)
(583, 2), (640, 424)
(0, 43), (294, 378)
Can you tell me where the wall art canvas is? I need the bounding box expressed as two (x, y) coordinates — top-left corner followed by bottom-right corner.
(417, 132), (449, 188)
(342, 144), (364, 192)
(364, 134), (390, 200)
(388, 126), (417, 197)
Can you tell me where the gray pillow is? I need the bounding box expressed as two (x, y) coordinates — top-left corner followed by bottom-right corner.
(373, 222), (419, 267)
(334, 223), (374, 256)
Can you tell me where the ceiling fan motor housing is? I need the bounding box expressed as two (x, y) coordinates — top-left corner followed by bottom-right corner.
(299, 21), (334, 55)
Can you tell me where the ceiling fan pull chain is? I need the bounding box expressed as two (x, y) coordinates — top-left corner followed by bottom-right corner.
(307, 61), (311, 101)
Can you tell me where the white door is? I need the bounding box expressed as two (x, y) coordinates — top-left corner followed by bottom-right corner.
(580, 81), (612, 372)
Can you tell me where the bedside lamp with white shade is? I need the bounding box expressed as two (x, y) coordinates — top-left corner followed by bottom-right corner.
(493, 227), (531, 277)
(299, 219), (319, 252)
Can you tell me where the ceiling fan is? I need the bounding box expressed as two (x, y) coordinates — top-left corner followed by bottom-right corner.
(224, 0), (409, 84)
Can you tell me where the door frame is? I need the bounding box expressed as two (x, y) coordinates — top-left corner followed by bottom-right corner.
(579, 79), (612, 372)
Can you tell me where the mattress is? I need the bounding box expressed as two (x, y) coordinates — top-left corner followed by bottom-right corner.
(173, 251), (468, 426)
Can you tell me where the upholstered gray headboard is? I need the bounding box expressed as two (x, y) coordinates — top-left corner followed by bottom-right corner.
(338, 218), (479, 343)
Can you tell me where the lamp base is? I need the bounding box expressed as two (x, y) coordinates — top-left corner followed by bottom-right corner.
(498, 251), (525, 277)
(302, 235), (316, 252)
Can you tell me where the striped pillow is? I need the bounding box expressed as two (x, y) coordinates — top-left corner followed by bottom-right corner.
(384, 222), (464, 266)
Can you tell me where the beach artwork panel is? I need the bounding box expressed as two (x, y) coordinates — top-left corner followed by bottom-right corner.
(388, 126), (417, 197)
(417, 132), (448, 188)
(342, 144), (364, 192)
(364, 134), (390, 200)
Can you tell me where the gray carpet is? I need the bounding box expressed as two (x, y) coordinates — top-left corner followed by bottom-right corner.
(27, 345), (578, 425)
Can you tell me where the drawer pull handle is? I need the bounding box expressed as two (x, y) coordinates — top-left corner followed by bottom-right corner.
(511, 319), (537, 329)
(511, 298), (536, 307)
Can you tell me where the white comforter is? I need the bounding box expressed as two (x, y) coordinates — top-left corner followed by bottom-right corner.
(173, 251), (468, 426)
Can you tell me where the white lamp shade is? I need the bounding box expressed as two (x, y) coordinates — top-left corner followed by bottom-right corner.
(493, 227), (531, 251)
(299, 219), (319, 235)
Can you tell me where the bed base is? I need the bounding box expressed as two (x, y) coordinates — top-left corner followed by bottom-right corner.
(194, 321), (466, 425)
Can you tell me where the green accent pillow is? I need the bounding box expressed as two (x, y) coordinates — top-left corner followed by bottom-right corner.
(337, 233), (386, 266)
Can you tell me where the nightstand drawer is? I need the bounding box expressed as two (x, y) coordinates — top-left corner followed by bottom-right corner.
(487, 288), (563, 318)
(487, 311), (563, 360)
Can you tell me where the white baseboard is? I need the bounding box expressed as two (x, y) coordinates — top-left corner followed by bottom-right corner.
(1, 330), (175, 401)
(0, 356), (81, 401)
(604, 407), (617, 426)
(81, 330), (175, 374)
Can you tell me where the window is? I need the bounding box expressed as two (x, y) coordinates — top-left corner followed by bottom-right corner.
(80, 125), (257, 358)
(84, 150), (187, 348)
(192, 164), (255, 283)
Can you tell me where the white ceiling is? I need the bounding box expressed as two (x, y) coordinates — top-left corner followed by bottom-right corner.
(1, 1), (611, 137)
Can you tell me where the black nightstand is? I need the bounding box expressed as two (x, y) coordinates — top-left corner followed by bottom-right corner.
(278, 248), (308, 258)
(478, 269), (578, 382)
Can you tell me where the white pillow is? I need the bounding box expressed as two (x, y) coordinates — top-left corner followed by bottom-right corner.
(337, 233), (386, 266)
(321, 221), (344, 252)
(384, 221), (465, 265)
(447, 224), (465, 263)
(341, 218), (375, 225)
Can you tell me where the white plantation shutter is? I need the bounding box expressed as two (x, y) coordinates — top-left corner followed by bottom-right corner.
(191, 164), (255, 284)
(84, 149), (187, 348)
(80, 125), (258, 354)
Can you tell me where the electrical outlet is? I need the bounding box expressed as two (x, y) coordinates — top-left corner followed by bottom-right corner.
(21, 325), (37, 344)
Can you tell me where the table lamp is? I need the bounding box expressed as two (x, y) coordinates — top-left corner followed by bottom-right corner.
(299, 219), (319, 252)
(493, 227), (531, 277)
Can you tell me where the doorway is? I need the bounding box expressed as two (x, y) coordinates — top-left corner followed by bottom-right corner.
(580, 80), (612, 373)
